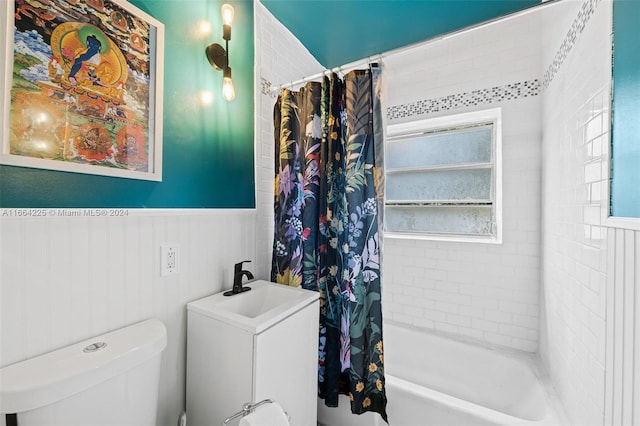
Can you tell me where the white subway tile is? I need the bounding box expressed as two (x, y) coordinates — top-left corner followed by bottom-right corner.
(458, 283), (486, 297)
(484, 332), (513, 347)
(584, 115), (603, 142)
(472, 318), (499, 333)
(455, 326), (484, 341)
(446, 313), (472, 328)
(472, 296), (500, 311)
(423, 309), (447, 322)
(584, 161), (602, 184)
(512, 314), (539, 329)
(403, 306), (425, 318)
(485, 310), (513, 324)
(457, 305), (485, 318)
(511, 338), (538, 352)
(498, 323), (530, 339)
(412, 318), (435, 330)
(435, 322), (459, 334)
(540, 0), (613, 422)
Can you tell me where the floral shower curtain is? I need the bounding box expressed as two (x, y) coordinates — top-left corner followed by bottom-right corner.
(271, 66), (387, 422)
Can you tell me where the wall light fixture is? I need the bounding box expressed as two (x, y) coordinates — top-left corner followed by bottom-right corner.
(205, 3), (235, 101)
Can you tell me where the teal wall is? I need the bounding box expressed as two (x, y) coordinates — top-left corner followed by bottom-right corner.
(0, 0), (255, 208)
(611, 0), (640, 218)
(261, 0), (540, 69)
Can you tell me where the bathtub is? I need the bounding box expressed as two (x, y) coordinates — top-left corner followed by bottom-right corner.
(317, 322), (565, 426)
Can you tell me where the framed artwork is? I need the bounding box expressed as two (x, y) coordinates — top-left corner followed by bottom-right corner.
(0, 0), (164, 181)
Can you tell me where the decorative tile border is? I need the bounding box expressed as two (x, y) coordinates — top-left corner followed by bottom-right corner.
(266, 0), (601, 118)
(543, 0), (602, 88)
(386, 79), (540, 120)
(386, 0), (603, 120)
(260, 77), (276, 96)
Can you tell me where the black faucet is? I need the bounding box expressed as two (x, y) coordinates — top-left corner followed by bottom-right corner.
(223, 260), (254, 296)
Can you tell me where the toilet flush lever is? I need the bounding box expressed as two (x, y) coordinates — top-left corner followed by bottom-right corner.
(224, 260), (254, 296)
(83, 342), (107, 353)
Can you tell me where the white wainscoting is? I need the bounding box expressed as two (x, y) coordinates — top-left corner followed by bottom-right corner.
(0, 209), (257, 425)
(605, 227), (640, 426)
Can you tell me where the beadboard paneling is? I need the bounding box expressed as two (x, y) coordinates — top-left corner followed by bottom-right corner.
(0, 210), (256, 425)
(605, 227), (640, 426)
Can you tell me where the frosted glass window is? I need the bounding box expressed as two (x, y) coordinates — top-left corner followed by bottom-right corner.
(387, 169), (492, 202)
(387, 127), (492, 169)
(386, 206), (494, 235)
(385, 110), (501, 241)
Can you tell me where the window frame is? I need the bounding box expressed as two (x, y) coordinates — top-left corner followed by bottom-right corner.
(384, 108), (503, 244)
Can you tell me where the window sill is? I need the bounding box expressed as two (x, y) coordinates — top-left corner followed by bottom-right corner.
(606, 216), (640, 231)
(383, 231), (502, 245)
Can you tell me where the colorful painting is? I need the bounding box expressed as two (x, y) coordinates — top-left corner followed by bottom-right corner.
(0, 0), (164, 181)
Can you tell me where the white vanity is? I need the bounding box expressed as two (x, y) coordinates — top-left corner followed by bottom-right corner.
(186, 280), (319, 426)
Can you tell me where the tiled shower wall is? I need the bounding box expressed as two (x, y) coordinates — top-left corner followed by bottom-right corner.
(539, 0), (611, 424)
(382, 11), (544, 352)
(0, 210), (256, 424)
(541, 1), (640, 425)
(257, 7), (640, 426)
(254, 1), (323, 280)
(256, 3), (544, 352)
(257, 5), (545, 353)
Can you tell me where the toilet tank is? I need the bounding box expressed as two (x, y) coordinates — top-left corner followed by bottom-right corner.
(0, 319), (167, 426)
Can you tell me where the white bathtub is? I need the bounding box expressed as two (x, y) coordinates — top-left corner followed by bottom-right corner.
(317, 322), (566, 426)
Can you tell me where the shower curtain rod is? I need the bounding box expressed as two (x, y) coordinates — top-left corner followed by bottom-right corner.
(269, 54), (384, 92)
(268, 0), (563, 94)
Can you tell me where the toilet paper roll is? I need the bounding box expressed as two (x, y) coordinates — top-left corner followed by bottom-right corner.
(238, 402), (289, 426)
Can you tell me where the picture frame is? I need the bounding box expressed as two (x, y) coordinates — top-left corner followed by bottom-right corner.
(0, 0), (164, 181)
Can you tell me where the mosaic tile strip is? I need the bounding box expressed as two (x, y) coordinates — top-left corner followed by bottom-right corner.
(260, 77), (276, 96)
(386, 79), (540, 120)
(543, 0), (602, 88)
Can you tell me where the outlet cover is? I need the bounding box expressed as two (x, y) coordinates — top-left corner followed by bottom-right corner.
(161, 244), (179, 277)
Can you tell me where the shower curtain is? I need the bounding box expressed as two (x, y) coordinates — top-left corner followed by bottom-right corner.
(271, 66), (388, 422)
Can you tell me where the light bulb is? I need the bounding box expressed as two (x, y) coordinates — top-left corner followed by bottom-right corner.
(199, 90), (214, 106)
(197, 20), (211, 37)
(222, 67), (235, 101)
(222, 76), (235, 101)
(221, 4), (234, 26)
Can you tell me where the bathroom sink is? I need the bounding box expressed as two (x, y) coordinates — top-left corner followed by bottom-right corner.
(186, 280), (320, 425)
(187, 280), (318, 333)
(214, 282), (308, 318)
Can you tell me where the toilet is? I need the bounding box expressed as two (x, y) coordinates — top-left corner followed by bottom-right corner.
(0, 319), (167, 426)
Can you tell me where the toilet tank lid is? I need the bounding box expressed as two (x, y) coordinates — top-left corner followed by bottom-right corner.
(0, 318), (167, 414)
